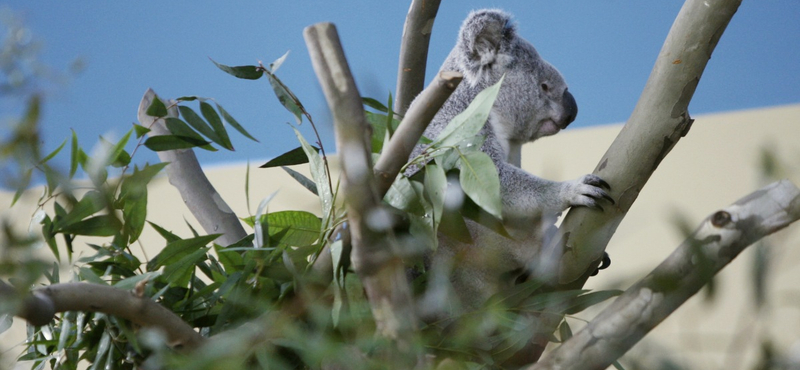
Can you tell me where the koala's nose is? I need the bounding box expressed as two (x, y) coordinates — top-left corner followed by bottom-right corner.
(562, 89), (578, 127)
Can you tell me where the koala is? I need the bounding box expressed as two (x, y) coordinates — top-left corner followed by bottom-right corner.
(407, 9), (612, 317)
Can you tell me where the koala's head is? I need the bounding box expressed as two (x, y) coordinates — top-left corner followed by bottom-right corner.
(453, 9), (577, 144)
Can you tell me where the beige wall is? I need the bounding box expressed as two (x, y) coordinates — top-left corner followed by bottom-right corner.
(2, 104), (799, 369)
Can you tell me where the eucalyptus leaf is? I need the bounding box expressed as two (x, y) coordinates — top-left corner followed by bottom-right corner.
(459, 151), (503, 220)
(434, 75), (504, 148)
(143, 135), (210, 151)
(216, 103), (258, 142)
(260, 146), (319, 168)
(201, 101), (233, 150)
(146, 96), (168, 117)
(210, 59), (263, 80)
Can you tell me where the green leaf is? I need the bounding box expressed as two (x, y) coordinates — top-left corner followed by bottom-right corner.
(10, 168), (32, 207)
(424, 163), (447, 225)
(147, 234), (220, 271)
(559, 320), (573, 342)
(434, 75), (504, 148)
(165, 117), (217, 152)
(40, 139), (66, 165)
(264, 211), (322, 247)
(133, 123), (151, 139)
(362, 97), (388, 112)
(122, 193), (147, 243)
(69, 130), (79, 179)
(177, 96), (200, 102)
(459, 151), (502, 220)
(146, 96), (168, 117)
(245, 160), (252, 215)
(178, 105), (223, 145)
(113, 271), (161, 290)
(53, 191), (105, 231)
(201, 101), (233, 150)
(148, 221), (181, 243)
(161, 247), (209, 287)
(60, 215), (121, 237)
(108, 129), (133, 167)
(293, 128), (332, 218)
(267, 72), (304, 124)
(281, 166), (318, 195)
(561, 289), (623, 315)
(143, 135), (210, 151)
(215, 103), (258, 142)
(210, 59), (263, 80)
(260, 146), (320, 168)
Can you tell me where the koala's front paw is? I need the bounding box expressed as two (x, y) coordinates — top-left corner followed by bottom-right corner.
(563, 174), (614, 211)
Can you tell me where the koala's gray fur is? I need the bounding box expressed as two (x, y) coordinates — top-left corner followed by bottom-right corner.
(407, 9), (611, 316)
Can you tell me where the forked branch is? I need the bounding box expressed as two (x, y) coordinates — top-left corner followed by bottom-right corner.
(530, 180), (800, 370)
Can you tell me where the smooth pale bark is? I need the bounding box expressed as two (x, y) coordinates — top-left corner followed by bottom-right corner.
(544, 0), (743, 286)
(4, 281), (204, 351)
(395, 0), (442, 115)
(513, 0), (744, 365)
(530, 180), (800, 370)
(304, 22), (420, 364)
(137, 89), (247, 247)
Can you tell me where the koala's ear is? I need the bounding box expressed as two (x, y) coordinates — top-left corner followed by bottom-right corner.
(458, 9), (516, 69)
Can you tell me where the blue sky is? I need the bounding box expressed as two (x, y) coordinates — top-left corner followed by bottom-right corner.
(3, 1), (799, 170)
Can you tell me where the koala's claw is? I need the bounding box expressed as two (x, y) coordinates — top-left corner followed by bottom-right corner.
(566, 174), (615, 211)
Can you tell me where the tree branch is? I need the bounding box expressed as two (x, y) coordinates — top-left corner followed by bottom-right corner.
(137, 89), (247, 247)
(3, 281), (205, 351)
(395, 0), (442, 115)
(303, 22), (420, 363)
(507, 0), (744, 365)
(375, 70), (462, 195)
(530, 180), (800, 370)
(540, 0), (743, 286)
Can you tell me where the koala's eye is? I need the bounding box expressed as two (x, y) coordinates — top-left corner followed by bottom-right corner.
(540, 83), (550, 93)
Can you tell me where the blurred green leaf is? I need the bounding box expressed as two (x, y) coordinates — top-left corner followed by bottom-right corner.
(113, 271), (161, 290)
(210, 59), (263, 80)
(60, 215), (121, 237)
(362, 97), (388, 112)
(459, 151), (502, 220)
(147, 234), (220, 271)
(559, 320), (573, 342)
(424, 163), (447, 225)
(260, 146), (319, 168)
(69, 130), (80, 178)
(561, 289), (622, 315)
(40, 139), (66, 165)
(161, 247), (209, 287)
(10, 168), (32, 206)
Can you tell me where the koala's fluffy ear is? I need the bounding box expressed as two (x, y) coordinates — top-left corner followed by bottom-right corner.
(458, 9), (515, 74)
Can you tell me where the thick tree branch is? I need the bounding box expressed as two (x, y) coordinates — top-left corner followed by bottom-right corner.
(303, 22), (420, 363)
(510, 0), (744, 365)
(375, 70), (462, 195)
(530, 180), (800, 370)
(541, 0), (743, 286)
(395, 0), (442, 115)
(137, 89), (247, 247)
(3, 281), (204, 351)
